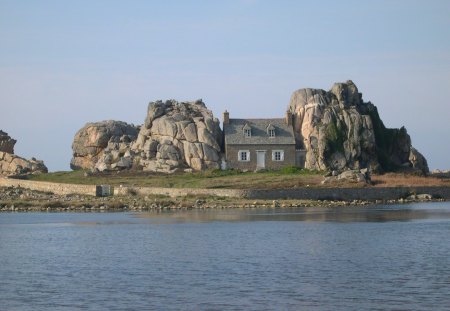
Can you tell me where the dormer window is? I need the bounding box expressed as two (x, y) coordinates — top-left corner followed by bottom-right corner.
(267, 124), (275, 138)
(243, 123), (252, 137)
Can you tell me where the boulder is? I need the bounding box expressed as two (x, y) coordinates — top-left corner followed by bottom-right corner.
(70, 120), (139, 170)
(289, 80), (428, 173)
(322, 169), (371, 185)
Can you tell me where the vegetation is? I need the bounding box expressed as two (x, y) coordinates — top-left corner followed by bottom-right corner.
(325, 117), (346, 156)
(371, 173), (450, 187)
(28, 168), (324, 190)
(27, 167), (450, 190)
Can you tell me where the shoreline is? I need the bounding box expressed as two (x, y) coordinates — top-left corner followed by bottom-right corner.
(2, 177), (450, 201)
(1, 185), (446, 213)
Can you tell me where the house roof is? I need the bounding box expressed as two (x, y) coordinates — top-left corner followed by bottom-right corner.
(224, 118), (295, 145)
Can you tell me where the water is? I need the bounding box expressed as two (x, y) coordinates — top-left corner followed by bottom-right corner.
(1, 202), (450, 310)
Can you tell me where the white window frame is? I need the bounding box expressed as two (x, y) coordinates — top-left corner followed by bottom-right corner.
(268, 129), (275, 137)
(244, 129), (251, 137)
(238, 150), (250, 162)
(272, 150), (284, 161)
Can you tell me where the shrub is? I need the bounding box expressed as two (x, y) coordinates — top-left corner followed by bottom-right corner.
(279, 166), (302, 174)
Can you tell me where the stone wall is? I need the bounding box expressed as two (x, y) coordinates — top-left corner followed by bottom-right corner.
(225, 144), (296, 170)
(0, 177), (244, 198)
(0, 178), (97, 196)
(114, 185), (245, 198)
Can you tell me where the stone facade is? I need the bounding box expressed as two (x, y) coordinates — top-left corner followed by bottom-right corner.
(225, 144), (296, 171)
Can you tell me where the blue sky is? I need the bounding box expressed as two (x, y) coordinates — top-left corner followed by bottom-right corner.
(1, 0), (449, 171)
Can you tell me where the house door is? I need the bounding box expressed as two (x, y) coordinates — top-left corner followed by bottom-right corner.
(256, 151), (266, 169)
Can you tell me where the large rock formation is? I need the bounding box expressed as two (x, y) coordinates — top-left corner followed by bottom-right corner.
(71, 99), (223, 173)
(130, 99), (222, 172)
(0, 131), (48, 176)
(71, 120), (139, 170)
(289, 80), (429, 173)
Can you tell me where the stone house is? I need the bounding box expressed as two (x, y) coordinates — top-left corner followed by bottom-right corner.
(223, 110), (305, 171)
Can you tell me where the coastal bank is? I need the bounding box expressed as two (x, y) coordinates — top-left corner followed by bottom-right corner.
(1, 177), (450, 202)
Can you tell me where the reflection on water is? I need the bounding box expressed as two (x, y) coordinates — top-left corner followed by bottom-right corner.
(1, 202), (450, 311)
(134, 202), (450, 224)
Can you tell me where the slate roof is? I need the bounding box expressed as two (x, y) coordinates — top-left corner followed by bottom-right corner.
(224, 118), (295, 145)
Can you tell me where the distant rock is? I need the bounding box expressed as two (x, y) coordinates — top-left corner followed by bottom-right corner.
(70, 120), (139, 171)
(289, 80), (429, 174)
(0, 152), (47, 176)
(0, 130), (16, 154)
(0, 130), (47, 177)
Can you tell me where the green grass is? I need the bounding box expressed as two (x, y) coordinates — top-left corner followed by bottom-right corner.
(27, 168), (324, 190)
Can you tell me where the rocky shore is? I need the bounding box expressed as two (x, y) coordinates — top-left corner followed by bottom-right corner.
(0, 186), (445, 212)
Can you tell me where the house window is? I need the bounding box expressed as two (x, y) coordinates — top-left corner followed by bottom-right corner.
(243, 123), (252, 137)
(238, 150), (250, 162)
(272, 150), (284, 161)
(268, 129), (275, 137)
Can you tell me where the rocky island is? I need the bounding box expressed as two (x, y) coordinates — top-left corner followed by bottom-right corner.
(1, 80), (448, 210)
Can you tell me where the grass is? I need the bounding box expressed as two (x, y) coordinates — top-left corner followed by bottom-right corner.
(372, 173), (450, 187)
(25, 168), (450, 190)
(28, 168), (324, 190)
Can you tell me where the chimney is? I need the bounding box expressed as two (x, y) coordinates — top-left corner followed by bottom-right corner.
(285, 110), (292, 126)
(223, 110), (229, 126)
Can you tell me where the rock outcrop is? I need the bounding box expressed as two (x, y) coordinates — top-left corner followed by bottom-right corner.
(71, 99), (223, 173)
(0, 130), (16, 154)
(71, 120), (139, 171)
(130, 99), (222, 172)
(0, 131), (48, 176)
(289, 80), (429, 174)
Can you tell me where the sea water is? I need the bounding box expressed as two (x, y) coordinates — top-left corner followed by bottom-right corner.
(1, 202), (450, 310)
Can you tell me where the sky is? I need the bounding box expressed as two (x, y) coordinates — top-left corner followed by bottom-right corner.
(1, 0), (449, 171)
